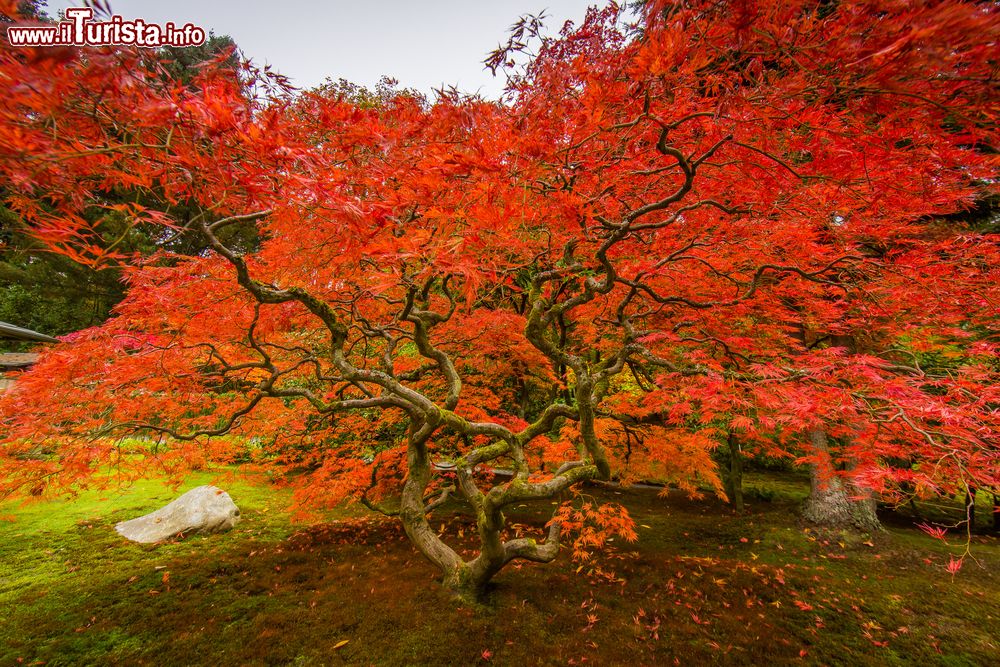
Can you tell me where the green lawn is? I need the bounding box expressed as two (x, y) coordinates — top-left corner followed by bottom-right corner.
(1, 470), (997, 665)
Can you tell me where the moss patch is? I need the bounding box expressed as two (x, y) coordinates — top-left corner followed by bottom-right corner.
(1, 471), (997, 665)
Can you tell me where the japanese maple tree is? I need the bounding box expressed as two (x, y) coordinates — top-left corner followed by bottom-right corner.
(0, 0), (997, 600)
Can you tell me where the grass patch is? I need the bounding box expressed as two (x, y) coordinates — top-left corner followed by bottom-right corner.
(1, 470), (997, 665)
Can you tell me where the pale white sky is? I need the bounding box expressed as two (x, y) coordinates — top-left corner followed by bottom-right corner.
(44, 1), (598, 97)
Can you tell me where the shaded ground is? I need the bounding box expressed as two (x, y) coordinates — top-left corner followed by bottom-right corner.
(0, 471), (997, 666)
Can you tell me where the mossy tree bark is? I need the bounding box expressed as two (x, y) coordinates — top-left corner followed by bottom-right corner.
(394, 408), (600, 603)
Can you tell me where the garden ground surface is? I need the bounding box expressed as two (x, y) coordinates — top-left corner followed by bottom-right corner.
(1, 470), (997, 666)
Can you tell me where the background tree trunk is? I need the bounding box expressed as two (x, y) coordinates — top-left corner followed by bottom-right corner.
(992, 492), (999, 535)
(964, 487), (978, 532)
(725, 432), (744, 512)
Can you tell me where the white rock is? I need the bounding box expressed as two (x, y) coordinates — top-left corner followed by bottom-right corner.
(115, 485), (241, 543)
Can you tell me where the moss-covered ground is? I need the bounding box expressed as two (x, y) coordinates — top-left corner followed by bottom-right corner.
(1, 470), (997, 665)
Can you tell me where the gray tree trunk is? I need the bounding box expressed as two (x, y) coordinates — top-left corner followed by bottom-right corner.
(801, 430), (881, 532)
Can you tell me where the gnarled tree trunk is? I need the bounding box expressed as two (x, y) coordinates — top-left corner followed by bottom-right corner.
(395, 413), (599, 603)
(802, 430), (881, 532)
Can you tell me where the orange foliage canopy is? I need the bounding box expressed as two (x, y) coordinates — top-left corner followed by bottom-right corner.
(0, 1), (997, 593)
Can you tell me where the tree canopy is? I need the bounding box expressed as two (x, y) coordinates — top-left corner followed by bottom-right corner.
(0, 0), (997, 599)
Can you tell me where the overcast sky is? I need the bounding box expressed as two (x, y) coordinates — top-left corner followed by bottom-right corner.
(43, 0), (598, 97)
